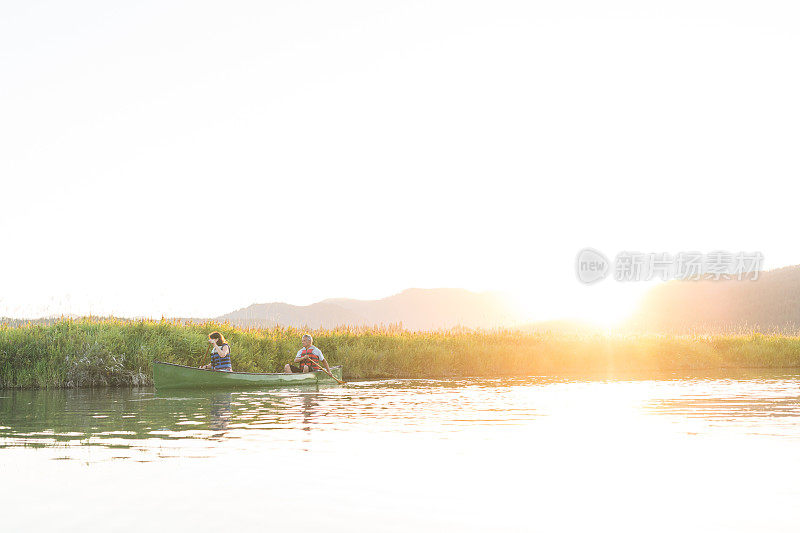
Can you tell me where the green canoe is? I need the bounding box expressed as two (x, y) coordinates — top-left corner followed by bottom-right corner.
(153, 361), (344, 390)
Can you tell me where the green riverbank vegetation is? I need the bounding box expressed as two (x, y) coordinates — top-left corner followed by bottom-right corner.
(2, 318), (800, 388)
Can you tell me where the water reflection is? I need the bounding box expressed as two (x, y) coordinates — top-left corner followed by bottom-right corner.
(1, 374), (800, 461)
(4, 375), (800, 533)
(208, 392), (231, 434)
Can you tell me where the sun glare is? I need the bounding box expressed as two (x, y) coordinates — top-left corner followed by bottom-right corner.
(515, 280), (655, 331)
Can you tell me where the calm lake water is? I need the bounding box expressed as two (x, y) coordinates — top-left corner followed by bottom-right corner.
(2, 373), (800, 532)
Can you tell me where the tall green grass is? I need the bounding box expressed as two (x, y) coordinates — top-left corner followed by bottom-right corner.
(2, 318), (800, 388)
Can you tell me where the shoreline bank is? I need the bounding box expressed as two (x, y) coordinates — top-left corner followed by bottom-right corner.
(2, 319), (800, 388)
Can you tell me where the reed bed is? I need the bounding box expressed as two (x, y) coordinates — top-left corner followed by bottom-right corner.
(2, 318), (800, 388)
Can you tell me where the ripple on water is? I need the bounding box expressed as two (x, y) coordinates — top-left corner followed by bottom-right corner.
(1, 374), (799, 461)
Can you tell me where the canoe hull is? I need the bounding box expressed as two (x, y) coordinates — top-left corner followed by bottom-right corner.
(153, 361), (344, 390)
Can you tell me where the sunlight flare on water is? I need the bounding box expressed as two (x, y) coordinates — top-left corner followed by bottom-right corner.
(2, 375), (800, 532)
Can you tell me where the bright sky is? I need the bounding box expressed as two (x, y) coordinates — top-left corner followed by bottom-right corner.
(2, 1), (799, 322)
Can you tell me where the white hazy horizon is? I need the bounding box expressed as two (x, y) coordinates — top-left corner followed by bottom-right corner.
(2, 1), (799, 323)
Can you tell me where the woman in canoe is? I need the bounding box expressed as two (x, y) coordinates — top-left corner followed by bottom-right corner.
(284, 334), (332, 374)
(200, 331), (232, 372)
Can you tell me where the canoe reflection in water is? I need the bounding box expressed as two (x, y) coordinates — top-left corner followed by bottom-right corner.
(153, 390), (234, 437)
(151, 387), (339, 444)
(209, 393), (232, 434)
(300, 393), (317, 431)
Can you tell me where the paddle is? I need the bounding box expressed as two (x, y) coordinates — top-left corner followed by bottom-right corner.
(301, 357), (346, 385)
(200, 342), (211, 369)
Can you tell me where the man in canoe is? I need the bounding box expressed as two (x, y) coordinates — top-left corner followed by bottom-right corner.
(284, 334), (332, 374)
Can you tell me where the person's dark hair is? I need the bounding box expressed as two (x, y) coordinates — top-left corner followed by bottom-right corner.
(209, 331), (227, 346)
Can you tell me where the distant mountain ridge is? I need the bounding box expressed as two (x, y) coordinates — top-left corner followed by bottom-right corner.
(628, 265), (800, 334)
(215, 288), (522, 330)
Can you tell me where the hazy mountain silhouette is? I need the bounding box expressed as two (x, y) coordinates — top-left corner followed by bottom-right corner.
(215, 288), (522, 330)
(627, 265), (800, 334)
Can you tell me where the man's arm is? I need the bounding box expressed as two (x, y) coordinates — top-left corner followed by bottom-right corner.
(315, 348), (330, 372)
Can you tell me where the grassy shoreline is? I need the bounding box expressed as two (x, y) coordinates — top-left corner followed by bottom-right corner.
(2, 318), (800, 388)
